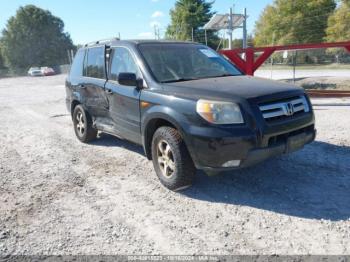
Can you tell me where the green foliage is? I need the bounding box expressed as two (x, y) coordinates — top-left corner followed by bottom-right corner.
(324, 0), (350, 58)
(231, 35), (254, 49)
(166, 0), (219, 48)
(1, 5), (74, 70)
(326, 1), (350, 42)
(254, 0), (336, 46)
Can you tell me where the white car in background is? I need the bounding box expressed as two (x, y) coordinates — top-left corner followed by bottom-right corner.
(27, 66), (56, 77)
(27, 67), (44, 76)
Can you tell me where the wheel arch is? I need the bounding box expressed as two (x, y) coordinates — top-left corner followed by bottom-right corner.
(71, 100), (80, 117)
(142, 109), (191, 161)
(71, 99), (90, 119)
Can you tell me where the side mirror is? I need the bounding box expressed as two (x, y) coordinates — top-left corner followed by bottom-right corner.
(118, 73), (143, 89)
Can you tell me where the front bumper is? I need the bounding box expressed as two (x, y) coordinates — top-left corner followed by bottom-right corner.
(185, 113), (316, 172)
(231, 127), (315, 170)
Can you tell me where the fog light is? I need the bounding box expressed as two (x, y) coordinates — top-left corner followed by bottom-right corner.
(222, 160), (241, 168)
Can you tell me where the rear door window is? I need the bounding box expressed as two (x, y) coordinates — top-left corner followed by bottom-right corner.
(70, 49), (85, 77)
(85, 46), (106, 79)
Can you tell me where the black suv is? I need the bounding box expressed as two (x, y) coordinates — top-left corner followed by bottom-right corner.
(65, 39), (315, 190)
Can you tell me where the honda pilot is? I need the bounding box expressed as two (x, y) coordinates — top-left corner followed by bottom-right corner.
(65, 39), (316, 190)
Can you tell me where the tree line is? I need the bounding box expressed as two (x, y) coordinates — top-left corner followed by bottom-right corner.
(0, 1), (349, 72)
(254, 1), (350, 45)
(166, 0), (350, 62)
(0, 5), (74, 73)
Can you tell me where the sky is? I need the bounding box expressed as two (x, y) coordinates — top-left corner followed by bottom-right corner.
(0, 0), (272, 45)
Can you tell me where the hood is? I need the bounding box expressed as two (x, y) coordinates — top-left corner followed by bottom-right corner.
(162, 75), (304, 101)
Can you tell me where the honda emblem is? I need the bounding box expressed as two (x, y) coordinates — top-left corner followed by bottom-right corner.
(284, 103), (294, 116)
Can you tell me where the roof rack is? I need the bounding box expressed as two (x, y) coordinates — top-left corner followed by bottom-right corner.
(85, 37), (120, 47)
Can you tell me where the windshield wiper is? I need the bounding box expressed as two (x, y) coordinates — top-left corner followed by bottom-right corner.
(161, 74), (237, 83)
(217, 73), (237, 77)
(161, 78), (199, 83)
(209, 74), (237, 78)
(196, 74), (238, 80)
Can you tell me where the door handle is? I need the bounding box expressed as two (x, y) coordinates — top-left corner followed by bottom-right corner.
(105, 88), (113, 94)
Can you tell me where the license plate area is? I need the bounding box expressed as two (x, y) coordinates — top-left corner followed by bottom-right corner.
(286, 132), (312, 153)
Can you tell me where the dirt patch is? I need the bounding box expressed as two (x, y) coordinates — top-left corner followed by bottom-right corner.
(283, 76), (350, 90)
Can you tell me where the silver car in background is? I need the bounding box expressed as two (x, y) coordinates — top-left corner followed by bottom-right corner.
(27, 67), (44, 76)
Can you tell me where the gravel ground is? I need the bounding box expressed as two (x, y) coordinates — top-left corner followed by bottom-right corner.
(0, 74), (349, 255)
(255, 69), (350, 80)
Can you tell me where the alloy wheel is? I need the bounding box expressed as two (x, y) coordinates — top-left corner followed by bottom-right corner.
(157, 139), (175, 178)
(76, 111), (85, 136)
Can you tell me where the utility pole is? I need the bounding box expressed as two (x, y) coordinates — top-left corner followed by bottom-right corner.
(243, 8), (248, 49)
(204, 29), (208, 46)
(154, 25), (159, 40)
(228, 7), (233, 49)
(70, 49), (74, 63)
(204, 1), (247, 50)
(293, 51), (297, 83)
(271, 32), (275, 79)
(191, 28), (194, 42)
(67, 50), (72, 65)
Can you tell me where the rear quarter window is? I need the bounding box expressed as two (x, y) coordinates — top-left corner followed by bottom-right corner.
(85, 46), (106, 79)
(70, 49), (85, 77)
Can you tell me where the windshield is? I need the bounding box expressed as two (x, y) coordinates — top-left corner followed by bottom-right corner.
(138, 44), (242, 83)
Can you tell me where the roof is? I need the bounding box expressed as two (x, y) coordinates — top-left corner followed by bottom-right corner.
(126, 40), (196, 45)
(84, 38), (198, 47)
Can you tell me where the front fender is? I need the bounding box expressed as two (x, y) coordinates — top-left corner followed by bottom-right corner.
(141, 105), (198, 163)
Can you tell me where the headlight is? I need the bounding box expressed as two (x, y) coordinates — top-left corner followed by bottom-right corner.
(196, 99), (244, 124)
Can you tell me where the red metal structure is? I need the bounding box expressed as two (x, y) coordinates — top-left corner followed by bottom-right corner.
(220, 41), (350, 76)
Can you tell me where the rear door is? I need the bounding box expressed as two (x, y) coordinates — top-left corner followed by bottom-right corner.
(104, 47), (142, 144)
(81, 46), (109, 118)
(66, 48), (86, 105)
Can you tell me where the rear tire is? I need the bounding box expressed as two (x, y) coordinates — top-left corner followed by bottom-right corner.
(72, 105), (97, 143)
(151, 126), (195, 191)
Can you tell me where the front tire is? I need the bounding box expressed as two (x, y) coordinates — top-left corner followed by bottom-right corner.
(151, 126), (196, 191)
(72, 105), (97, 143)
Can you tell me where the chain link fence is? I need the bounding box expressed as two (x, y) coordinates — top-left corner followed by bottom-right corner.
(256, 49), (350, 90)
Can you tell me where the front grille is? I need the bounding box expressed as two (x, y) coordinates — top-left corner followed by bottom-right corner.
(259, 95), (310, 122)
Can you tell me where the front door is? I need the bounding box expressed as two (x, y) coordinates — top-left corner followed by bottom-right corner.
(104, 47), (142, 144)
